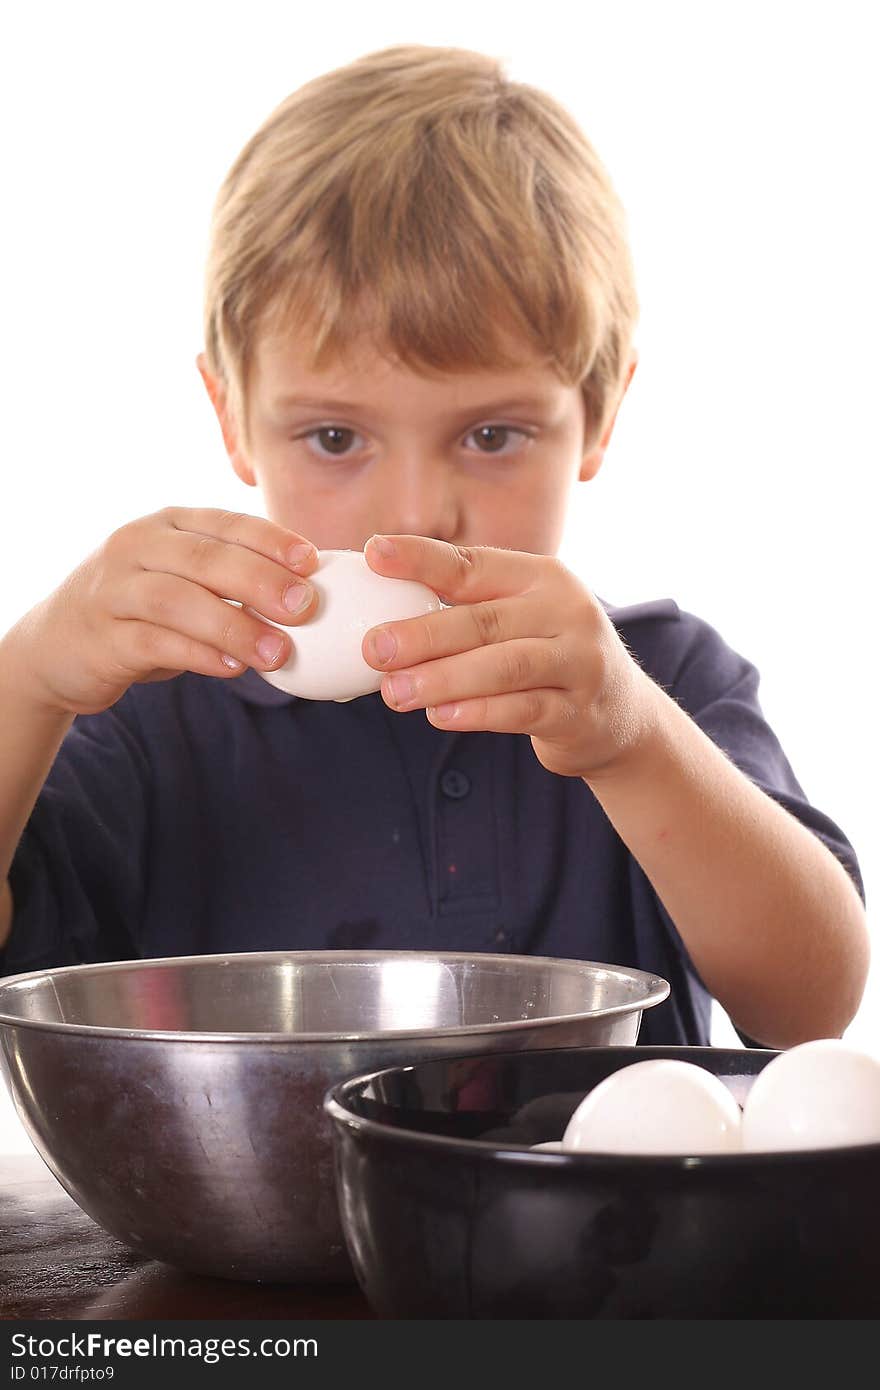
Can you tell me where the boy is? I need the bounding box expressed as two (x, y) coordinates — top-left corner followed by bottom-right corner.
(0, 45), (868, 1048)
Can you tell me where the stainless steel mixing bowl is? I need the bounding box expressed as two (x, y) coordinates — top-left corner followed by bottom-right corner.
(0, 949), (669, 1282)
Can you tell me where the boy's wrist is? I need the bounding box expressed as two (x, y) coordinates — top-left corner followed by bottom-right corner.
(0, 620), (75, 723)
(579, 668), (671, 789)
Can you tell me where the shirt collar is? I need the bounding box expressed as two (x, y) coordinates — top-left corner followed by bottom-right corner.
(225, 668), (302, 708)
(224, 668), (393, 711)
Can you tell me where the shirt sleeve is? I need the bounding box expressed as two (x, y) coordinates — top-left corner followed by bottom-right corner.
(1, 697), (150, 978)
(662, 611), (865, 904)
(613, 602), (866, 1048)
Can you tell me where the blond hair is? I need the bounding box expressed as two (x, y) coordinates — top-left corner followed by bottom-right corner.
(203, 44), (639, 451)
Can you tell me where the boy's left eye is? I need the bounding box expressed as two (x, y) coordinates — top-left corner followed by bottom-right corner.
(465, 425), (529, 455)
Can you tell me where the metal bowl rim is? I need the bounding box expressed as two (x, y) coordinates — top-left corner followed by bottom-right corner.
(0, 948), (670, 1043)
(323, 1043), (880, 1171)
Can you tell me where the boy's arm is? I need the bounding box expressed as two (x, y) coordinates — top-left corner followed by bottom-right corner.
(584, 675), (869, 1049)
(0, 508), (320, 957)
(0, 627), (75, 950)
(362, 536), (870, 1050)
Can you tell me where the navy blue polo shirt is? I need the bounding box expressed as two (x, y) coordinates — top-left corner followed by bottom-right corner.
(2, 598), (864, 1045)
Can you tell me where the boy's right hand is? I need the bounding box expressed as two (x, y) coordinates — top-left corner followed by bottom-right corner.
(10, 508), (319, 716)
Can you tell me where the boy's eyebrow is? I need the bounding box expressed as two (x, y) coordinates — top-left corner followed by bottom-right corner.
(269, 393), (560, 419)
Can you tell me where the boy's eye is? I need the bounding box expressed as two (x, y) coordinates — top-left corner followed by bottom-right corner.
(465, 425), (528, 455)
(304, 426), (360, 457)
(300, 423), (530, 459)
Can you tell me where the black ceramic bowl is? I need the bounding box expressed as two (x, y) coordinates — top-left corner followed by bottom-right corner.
(325, 1045), (880, 1318)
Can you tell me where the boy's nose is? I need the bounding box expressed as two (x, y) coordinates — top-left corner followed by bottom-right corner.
(381, 457), (461, 542)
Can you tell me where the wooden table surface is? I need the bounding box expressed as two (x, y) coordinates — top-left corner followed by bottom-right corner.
(0, 1151), (373, 1320)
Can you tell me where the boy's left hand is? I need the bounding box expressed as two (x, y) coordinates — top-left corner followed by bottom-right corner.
(363, 535), (656, 780)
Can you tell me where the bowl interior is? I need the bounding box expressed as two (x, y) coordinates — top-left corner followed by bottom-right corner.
(331, 1045), (779, 1145)
(0, 951), (668, 1036)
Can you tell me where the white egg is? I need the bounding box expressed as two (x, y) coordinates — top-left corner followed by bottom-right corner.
(252, 549), (442, 702)
(741, 1038), (880, 1152)
(561, 1059), (743, 1155)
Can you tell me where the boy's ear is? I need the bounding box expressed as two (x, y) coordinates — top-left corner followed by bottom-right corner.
(195, 353), (256, 487)
(578, 352), (638, 482)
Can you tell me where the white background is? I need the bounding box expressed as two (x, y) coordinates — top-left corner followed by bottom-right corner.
(1, 1), (877, 1147)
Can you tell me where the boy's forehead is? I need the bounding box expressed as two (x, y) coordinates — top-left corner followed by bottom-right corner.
(252, 329), (571, 417)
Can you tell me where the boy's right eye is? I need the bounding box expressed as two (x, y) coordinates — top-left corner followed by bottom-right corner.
(301, 426), (362, 458)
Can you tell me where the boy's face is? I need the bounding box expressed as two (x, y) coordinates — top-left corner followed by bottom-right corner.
(198, 329), (633, 556)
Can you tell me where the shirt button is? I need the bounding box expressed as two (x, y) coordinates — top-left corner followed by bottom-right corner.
(440, 769), (471, 800)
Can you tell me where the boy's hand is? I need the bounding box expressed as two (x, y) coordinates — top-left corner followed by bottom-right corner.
(12, 508), (319, 716)
(363, 535), (656, 779)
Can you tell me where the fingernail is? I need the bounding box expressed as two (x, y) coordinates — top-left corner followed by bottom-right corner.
(386, 673), (415, 707)
(221, 654), (243, 671)
(257, 633), (285, 666)
(369, 535), (396, 558)
(371, 628), (397, 664)
(429, 703), (459, 721)
(288, 543), (315, 569)
(283, 582), (311, 613)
